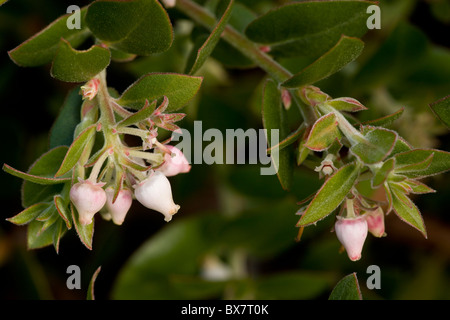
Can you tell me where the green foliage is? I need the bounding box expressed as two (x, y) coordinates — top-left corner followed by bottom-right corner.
(117, 73), (203, 111)
(430, 95), (450, 129)
(50, 40), (111, 82)
(282, 36), (364, 87)
(329, 273), (362, 300)
(245, 0), (373, 58)
(85, 0), (173, 56)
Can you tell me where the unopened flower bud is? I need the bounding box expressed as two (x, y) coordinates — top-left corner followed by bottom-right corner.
(105, 187), (133, 225)
(365, 207), (386, 238)
(335, 216), (368, 261)
(157, 145), (191, 177)
(81, 78), (100, 100)
(281, 88), (292, 110)
(134, 171), (180, 222)
(70, 180), (107, 225)
(314, 154), (337, 177)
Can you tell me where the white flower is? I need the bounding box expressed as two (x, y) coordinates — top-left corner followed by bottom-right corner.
(335, 216), (368, 261)
(134, 171), (180, 222)
(70, 180), (107, 225)
(105, 187), (133, 225)
(364, 207), (386, 238)
(157, 145), (191, 177)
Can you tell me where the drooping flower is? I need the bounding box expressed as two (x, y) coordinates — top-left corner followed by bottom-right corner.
(335, 216), (368, 261)
(364, 207), (386, 238)
(70, 180), (107, 225)
(314, 154), (337, 177)
(134, 171), (180, 222)
(104, 187), (133, 225)
(157, 145), (191, 177)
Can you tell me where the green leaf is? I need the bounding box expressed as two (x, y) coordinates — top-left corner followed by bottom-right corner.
(71, 204), (94, 250)
(262, 79), (293, 190)
(117, 73), (203, 111)
(49, 86), (82, 148)
(402, 180), (435, 195)
(326, 97), (367, 113)
(3, 163), (71, 185)
(282, 36), (364, 87)
(429, 95), (450, 129)
(297, 162), (360, 226)
(117, 100), (157, 128)
(87, 266), (102, 300)
(351, 127), (397, 164)
(395, 153), (434, 174)
(245, 1), (372, 58)
(305, 113), (342, 151)
(27, 220), (59, 250)
(362, 108), (404, 127)
(8, 8), (90, 67)
(55, 124), (96, 177)
(390, 135), (412, 157)
(51, 40), (111, 82)
(85, 0), (173, 56)
(186, 0), (234, 75)
(390, 184), (427, 238)
(6, 202), (50, 225)
(329, 273), (362, 300)
(372, 158), (395, 188)
(393, 149), (450, 179)
(52, 219), (66, 253)
(54, 195), (72, 229)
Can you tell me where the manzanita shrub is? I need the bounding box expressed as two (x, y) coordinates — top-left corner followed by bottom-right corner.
(2, 0), (450, 300)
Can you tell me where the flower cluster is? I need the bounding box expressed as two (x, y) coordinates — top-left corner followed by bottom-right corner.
(70, 77), (191, 226)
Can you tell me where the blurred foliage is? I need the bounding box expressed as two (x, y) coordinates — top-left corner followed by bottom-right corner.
(1, 0), (450, 300)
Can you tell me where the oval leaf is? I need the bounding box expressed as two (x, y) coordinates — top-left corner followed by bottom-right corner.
(245, 0), (372, 58)
(297, 162), (360, 226)
(7, 202), (50, 225)
(8, 8), (90, 67)
(351, 127), (397, 164)
(372, 158), (395, 188)
(51, 40), (111, 82)
(85, 0), (173, 56)
(282, 36), (364, 88)
(305, 113), (342, 151)
(117, 73), (203, 111)
(329, 273), (362, 300)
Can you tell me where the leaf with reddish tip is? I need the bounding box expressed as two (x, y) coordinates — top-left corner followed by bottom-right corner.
(54, 195), (72, 229)
(305, 113), (342, 151)
(329, 273), (362, 300)
(117, 100), (157, 128)
(429, 95), (450, 129)
(3, 164), (71, 185)
(402, 180), (435, 194)
(327, 97), (367, 112)
(390, 183), (427, 238)
(297, 162), (360, 227)
(71, 203), (94, 250)
(6, 202), (50, 225)
(55, 124), (96, 177)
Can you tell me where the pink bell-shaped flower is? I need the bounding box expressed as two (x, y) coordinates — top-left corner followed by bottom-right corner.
(134, 171), (180, 222)
(335, 216), (368, 261)
(105, 187), (133, 225)
(70, 180), (107, 225)
(157, 145), (191, 177)
(365, 207), (386, 238)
